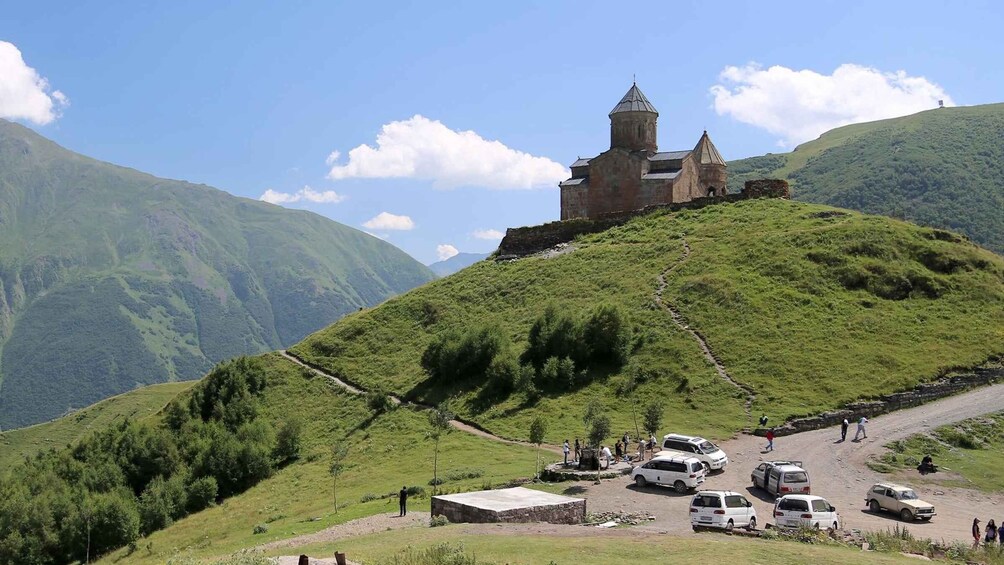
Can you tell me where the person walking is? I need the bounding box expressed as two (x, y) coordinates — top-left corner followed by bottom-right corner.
(986, 519), (998, 545)
(563, 440), (570, 465)
(840, 418), (849, 442)
(853, 416), (868, 441)
(972, 518), (982, 549)
(765, 429), (775, 452)
(399, 486), (408, 517)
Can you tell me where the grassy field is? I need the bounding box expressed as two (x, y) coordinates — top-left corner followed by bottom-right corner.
(871, 410), (1004, 492)
(0, 380), (193, 469)
(292, 198), (1004, 442)
(97, 353), (544, 564)
(272, 524), (925, 565)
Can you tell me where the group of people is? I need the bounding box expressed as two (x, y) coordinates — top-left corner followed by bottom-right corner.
(561, 432), (659, 468)
(838, 416), (868, 442)
(973, 518), (1004, 548)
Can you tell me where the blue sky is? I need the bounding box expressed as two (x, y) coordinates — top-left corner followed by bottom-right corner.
(2, 0), (1002, 263)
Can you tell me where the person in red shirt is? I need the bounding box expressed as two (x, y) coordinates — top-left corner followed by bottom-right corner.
(765, 429), (775, 452)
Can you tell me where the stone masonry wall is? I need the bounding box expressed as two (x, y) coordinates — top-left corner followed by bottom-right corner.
(431, 497), (586, 525)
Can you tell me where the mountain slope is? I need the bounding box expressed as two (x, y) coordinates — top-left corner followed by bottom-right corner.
(0, 119), (435, 429)
(427, 252), (490, 276)
(727, 103), (1004, 254)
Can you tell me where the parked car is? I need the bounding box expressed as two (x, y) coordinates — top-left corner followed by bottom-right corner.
(661, 433), (729, 471)
(751, 460), (811, 496)
(773, 494), (840, 530)
(631, 454), (706, 493)
(865, 483), (936, 521)
(690, 490), (757, 532)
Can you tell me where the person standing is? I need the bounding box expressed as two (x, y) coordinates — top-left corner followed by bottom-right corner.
(574, 438), (581, 463)
(637, 438), (646, 462)
(399, 486), (408, 517)
(563, 440), (570, 465)
(840, 418), (849, 442)
(765, 429), (775, 451)
(986, 519), (998, 545)
(972, 518), (981, 549)
(615, 440), (623, 461)
(601, 445), (612, 469)
(622, 432), (630, 452)
(854, 416), (868, 441)
(997, 520), (1004, 545)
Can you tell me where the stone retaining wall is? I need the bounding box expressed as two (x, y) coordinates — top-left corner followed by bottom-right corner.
(756, 364), (1004, 437)
(430, 496), (586, 525)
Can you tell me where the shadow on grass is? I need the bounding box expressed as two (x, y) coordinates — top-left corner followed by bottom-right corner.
(626, 483), (694, 498)
(562, 485), (588, 496)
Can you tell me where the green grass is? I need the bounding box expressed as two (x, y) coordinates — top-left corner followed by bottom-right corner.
(270, 523), (924, 565)
(97, 353), (543, 564)
(728, 103), (1004, 255)
(0, 118), (435, 429)
(872, 410), (1004, 492)
(292, 198), (1004, 442)
(0, 380), (193, 469)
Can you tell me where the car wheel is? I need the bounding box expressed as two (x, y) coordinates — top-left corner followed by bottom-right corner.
(869, 499), (881, 513)
(725, 519), (734, 533)
(813, 522), (820, 530)
(747, 517), (757, 531)
(674, 480), (687, 494)
(752, 476), (759, 489)
(900, 509), (913, 522)
(635, 475), (647, 487)
(692, 525), (700, 532)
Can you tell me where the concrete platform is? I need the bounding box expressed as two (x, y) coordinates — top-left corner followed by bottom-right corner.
(431, 487), (586, 524)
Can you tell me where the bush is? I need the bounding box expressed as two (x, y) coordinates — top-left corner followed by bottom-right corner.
(186, 476), (218, 513)
(252, 523), (268, 535)
(422, 325), (509, 385)
(273, 418), (303, 464)
(523, 304), (583, 369)
(582, 303), (631, 365)
(429, 515), (450, 527)
(366, 389), (396, 413)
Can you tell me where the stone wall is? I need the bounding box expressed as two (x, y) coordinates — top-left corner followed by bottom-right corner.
(430, 496), (586, 525)
(756, 364), (1004, 437)
(499, 179), (789, 259)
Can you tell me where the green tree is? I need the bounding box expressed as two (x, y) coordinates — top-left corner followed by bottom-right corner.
(643, 401), (664, 438)
(428, 403), (454, 495)
(528, 416), (549, 480)
(588, 415), (611, 483)
(582, 303), (631, 366)
(272, 418), (303, 464)
(329, 442), (349, 514)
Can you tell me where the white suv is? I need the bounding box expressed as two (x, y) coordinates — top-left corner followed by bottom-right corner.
(773, 494), (840, 530)
(631, 454), (706, 493)
(661, 433), (729, 471)
(690, 490), (757, 532)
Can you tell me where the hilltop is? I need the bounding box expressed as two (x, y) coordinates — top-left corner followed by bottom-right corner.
(0, 119), (435, 429)
(427, 252), (491, 277)
(728, 103), (1004, 255)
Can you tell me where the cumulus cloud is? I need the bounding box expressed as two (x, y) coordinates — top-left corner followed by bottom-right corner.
(472, 228), (505, 240)
(436, 244), (459, 261)
(0, 41), (68, 124)
(710, 63), (953, 147)
(362, 212), (414, 231)
(259, 185), (345, 205)
(326, 115), (569, 189)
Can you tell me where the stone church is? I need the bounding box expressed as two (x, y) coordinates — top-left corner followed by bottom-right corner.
(559, 84), (727, 220)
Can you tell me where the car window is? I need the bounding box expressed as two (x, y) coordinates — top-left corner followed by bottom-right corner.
(871, 486), (886, 495)
(811, 499), (831, 512)
(769, 468), (780, 480)
(756, 463), (766, 472)
(692, 495), (721, 508)
(783, 471), (808, 483)
(691, 462), (703, 473)
(725, 495), (745, 508)
(671, 462), (687, 473)
(885, 489), (895, 498)
(643, 461), (657, 469)
(786, 499), (809, 512)
(898, 490), (918, 500)
(697, 440), (719, 454)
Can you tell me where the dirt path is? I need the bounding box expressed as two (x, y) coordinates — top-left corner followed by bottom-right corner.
(279, 351), (562, 455)
(575, 382), (1004, 543)
(654, 237), (755, 423)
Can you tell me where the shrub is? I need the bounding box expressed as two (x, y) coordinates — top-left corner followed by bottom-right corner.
(366, 389), (396, 413)
(186, 476), (218, 513)
(582, 303), (631, 365)
(273, 418), (303, 464)
(422, 325), (509, 385)
(252, 523), (268, 535)
(429, 514), (450, 527)
(406, 485), (426, 497)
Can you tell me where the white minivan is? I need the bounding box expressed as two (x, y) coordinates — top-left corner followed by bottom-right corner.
(690, 490), (758, 532)
(631, 454), (706, 493)
(661, 433), (729, 471)
(773, 495), (840, 530)
(751, 461), (811, 496)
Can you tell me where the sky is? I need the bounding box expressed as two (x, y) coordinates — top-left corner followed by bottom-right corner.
(2, 1), (1002, 264)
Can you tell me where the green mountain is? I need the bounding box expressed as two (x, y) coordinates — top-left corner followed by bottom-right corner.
(0, 119), (435, 429)
(727, 103), (1004, 255)
(427, 252), (490, 276)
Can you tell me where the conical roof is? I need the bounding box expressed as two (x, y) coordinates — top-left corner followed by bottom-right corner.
(609, 83), (658, 116)
(693, 131), (726, 166)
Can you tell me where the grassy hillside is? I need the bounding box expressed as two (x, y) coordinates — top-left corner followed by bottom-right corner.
(0, 381), (192, 468)
(727, 104), (1004, 255)
(0, 119), (435, 429)
(428, 252), (491, 277)
(292, 199), (1004, 442)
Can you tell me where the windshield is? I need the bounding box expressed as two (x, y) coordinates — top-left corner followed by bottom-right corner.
(898, 490), (918, 500)
(697, 440), (719, 454)
(784, 471), (808, 483)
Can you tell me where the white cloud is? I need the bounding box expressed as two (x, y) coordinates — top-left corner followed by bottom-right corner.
(710, 63), (953, 147)
(436, 244), (459, 261)
(259, 185), (345, 205)
(0, 41), (68, 125)
(471, 228), (505, 240)
(362, 211), (414, 231)
(326, 115), (569, 189)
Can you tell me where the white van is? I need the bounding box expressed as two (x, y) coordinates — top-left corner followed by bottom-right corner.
(751, 461), (811, 496)
(690, 490), (757, 532)
(661, 433), (729, 471)
(631, 454), (706, 493)
(773, 495), (840, 530)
